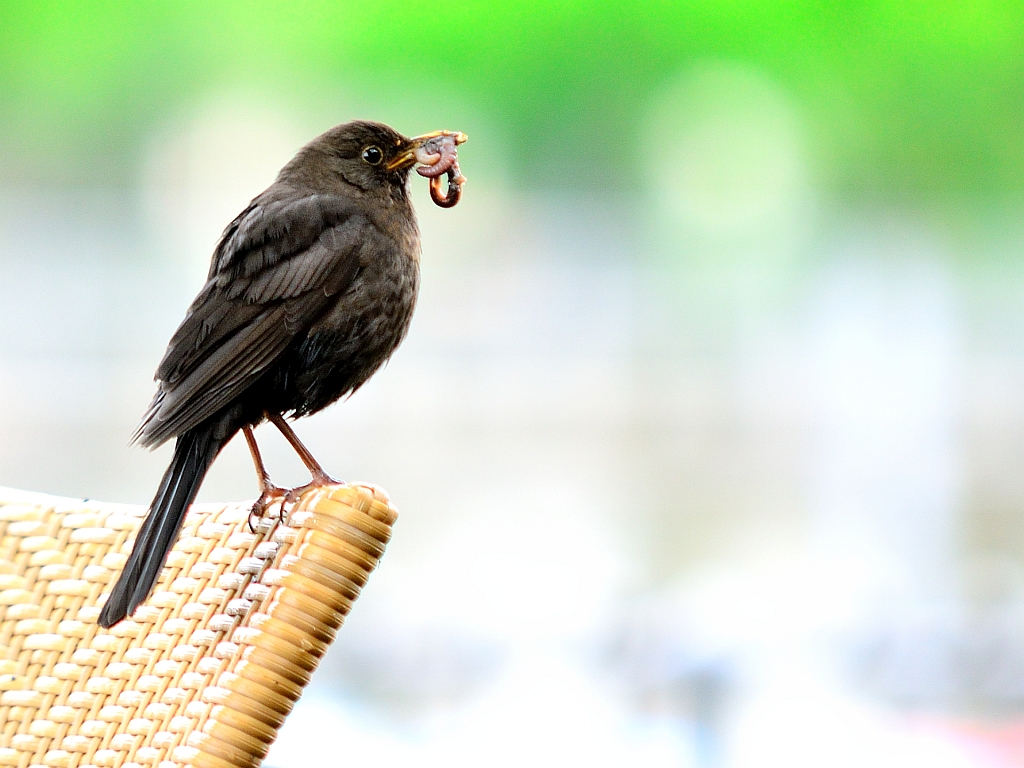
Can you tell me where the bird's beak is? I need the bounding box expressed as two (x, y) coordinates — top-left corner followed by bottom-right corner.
(386, 130), (468, 172)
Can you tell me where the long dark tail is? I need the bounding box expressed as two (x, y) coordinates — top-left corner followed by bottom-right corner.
(99, 421), (228, 627)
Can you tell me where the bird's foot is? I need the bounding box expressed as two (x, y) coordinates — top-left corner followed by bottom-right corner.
(248, 484), (287, 533)
(283, 471), (342, 508)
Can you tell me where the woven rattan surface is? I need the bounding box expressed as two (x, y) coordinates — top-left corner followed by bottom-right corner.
(0, 483), (397, 768)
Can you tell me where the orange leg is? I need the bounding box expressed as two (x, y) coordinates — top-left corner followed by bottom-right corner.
(243, 425), (286, 530)
(267, 413), (340, 502)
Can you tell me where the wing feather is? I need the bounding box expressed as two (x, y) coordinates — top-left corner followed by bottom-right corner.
(135, 192), (366, 448)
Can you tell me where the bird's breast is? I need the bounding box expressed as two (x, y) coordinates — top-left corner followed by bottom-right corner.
(285, 238), (420, 416)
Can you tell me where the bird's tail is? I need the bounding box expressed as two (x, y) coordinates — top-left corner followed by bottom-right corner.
(99, 421), (227, 628)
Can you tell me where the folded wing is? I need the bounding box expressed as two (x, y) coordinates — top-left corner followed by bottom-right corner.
(135, 193), (367, 448)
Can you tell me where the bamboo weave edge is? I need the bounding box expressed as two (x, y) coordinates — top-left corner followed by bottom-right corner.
(0, 483), (397, 768)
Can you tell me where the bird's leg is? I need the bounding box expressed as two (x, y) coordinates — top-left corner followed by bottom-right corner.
(267, 413), (340, 504)
(244, 425), (286, 531)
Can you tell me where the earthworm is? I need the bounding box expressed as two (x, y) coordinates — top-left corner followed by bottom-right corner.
(415, 133), (467, 208)
(415, 134), (458, 178)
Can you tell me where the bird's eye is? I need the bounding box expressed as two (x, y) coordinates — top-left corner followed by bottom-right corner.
(362, 146), (383, 165)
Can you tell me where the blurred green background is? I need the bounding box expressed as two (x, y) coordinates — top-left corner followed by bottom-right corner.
(3, 0), (1023, 196)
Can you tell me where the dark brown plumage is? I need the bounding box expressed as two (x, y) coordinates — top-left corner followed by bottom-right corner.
(99, 120), (465, 628)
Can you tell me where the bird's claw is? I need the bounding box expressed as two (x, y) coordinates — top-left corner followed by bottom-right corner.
(283, 472), (342, 508)
(248, 472), (341, 533)
(248, 485), (287, 533)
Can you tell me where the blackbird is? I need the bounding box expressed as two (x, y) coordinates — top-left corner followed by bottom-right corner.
(99, 120), (466, 628)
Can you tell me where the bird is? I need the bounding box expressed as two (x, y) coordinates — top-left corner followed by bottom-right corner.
(98, 120), (466, 628)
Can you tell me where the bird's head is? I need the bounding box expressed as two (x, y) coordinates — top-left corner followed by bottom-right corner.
(287, 120), (466, 201)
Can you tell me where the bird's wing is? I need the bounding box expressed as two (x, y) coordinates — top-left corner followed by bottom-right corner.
(135, 193), (368, 448)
